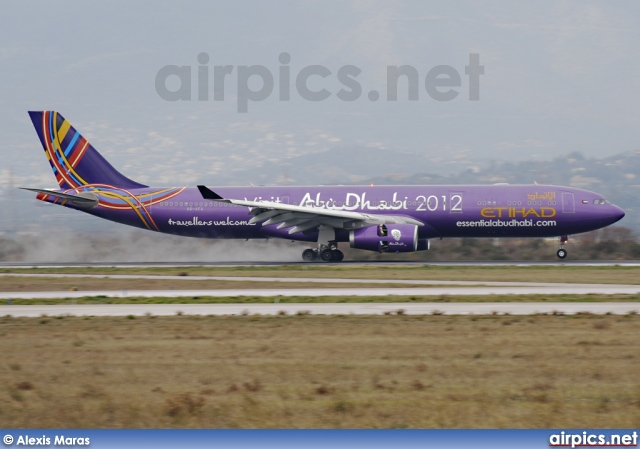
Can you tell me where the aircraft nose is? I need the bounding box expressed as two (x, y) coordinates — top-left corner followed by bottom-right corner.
(610, 205), (625, 223)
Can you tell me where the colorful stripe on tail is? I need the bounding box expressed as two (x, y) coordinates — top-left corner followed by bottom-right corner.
(28, 111), (147, 189)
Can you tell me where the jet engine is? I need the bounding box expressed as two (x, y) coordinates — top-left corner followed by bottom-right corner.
(349, 224), (428, 253)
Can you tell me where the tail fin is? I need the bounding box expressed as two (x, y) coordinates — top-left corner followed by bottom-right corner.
(28, 111), (147, 190)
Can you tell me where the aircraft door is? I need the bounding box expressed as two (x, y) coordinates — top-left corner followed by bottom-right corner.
(561, 192), (575, 213)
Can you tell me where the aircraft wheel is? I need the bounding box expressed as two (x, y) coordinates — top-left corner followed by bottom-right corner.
(320, 248), (335, 262)
(302, 249), (317, 262)
(556, 249), (567, 259)
(332, 249), (344, 262)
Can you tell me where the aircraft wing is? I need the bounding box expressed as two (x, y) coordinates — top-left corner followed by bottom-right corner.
(198, 186), (423, 234)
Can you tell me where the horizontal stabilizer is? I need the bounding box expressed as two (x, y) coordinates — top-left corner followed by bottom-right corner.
(20, 188), (99, 209)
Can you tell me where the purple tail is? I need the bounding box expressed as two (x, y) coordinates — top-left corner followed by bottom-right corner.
(28, 111), (147, 190)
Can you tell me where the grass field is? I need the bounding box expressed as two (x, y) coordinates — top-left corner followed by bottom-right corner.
(2, 293), (640, 306)
(1, 314), (639, 428)
(0, 276), (432, 292)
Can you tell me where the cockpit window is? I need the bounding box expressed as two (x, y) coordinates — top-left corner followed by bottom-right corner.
(593, 199), (608, 205)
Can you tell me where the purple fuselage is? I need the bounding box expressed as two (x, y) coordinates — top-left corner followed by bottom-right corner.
(55, 184), (624, 243)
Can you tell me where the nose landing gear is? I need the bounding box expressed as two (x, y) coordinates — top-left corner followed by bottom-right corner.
(556, 235), (568, 259)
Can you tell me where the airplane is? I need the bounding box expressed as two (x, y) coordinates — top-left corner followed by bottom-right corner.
(22, 111), (625, 262)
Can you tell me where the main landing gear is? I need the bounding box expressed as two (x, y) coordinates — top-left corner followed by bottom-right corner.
(556, 235), (568, 259)
(302, 245), (344, 262)
(303, 225), (344, 262)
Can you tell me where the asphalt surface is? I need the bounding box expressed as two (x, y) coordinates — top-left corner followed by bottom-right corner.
(1, 260), (640, 268)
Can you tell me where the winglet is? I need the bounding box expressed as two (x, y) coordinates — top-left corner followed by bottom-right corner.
(197, 185), (223, 200)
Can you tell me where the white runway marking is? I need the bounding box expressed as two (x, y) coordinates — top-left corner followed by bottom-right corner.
(0, 283), (640, 300)
(1, 302), (639, 317)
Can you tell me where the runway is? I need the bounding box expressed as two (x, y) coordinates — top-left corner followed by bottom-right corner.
(2, 260), (640, 268)
(2, 302), (639, 317)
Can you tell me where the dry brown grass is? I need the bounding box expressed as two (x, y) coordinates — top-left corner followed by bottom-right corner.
(0, 276), (418, 292)
(1, 314), (639, 428)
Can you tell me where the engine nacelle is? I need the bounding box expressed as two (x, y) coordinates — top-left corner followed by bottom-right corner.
(350, 224), (426, 253)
